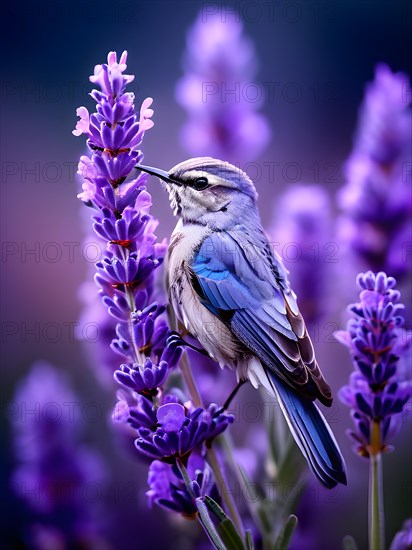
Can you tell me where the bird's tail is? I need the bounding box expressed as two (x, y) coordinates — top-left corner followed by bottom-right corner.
(266, 371), (347, 489)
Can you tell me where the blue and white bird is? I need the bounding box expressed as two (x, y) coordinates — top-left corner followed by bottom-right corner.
(136, 157), (347, 488)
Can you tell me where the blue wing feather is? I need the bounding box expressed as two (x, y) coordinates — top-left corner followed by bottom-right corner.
(191, 230), (346, 488)
(192, 231), (311, 390)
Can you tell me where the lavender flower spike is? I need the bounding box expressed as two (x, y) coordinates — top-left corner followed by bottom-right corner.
(337, 65), (412, 279)
(337, 271), (411, 457)
(337, 271), (411, 549)
(73, 51), (177, 379)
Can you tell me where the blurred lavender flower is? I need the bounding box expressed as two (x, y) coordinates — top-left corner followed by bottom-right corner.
(337, 271), (411, 457)
(10, 362), (106, 546)
(176, 10), (270, 163)
(77, 280), (118, 387)
(390, 519), (412, 550)
(268, 185), (333, 326)
(337, 65), (412, 279)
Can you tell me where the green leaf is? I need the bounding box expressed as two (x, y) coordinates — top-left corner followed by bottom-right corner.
(204, 495), (245, 550)
(176, 459), (227, 550)
(273, 514), (298, 550)
(245, 530), (255, 550)
(276, 438), (306, 490)
(236, 464), (273, 536)
(256, 500), (274, 536)
(195, 498), (227, 550)
(342, 535), (358, 550)
(218, 518), (245, 550)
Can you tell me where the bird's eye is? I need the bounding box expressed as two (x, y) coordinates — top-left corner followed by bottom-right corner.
(192, 177), (209, 191)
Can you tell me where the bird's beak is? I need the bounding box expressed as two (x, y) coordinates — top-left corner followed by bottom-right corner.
(135, 164), (182, 186)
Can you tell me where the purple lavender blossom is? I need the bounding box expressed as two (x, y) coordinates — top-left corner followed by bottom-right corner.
(268, 185), (333, 326)
(73, 51), (177, 379)
(112, 389), (158, 431)
(114, 359), (170, 396)
(147, 452), (211, 516)
(136, 402), (234, 463)
(176, 10), (270, 163)
(337, 65), (412, 279)
(336, 271), (412, 457)
(390, 519), (412, 550)
(74, 53), (156, 388)
(10, 362), (106, 544)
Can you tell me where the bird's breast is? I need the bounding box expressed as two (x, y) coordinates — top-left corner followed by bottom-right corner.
(167, 221), (208, 291)
(166, 221), (209, 323)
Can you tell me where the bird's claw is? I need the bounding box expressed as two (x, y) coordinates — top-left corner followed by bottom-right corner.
(166, 331), (185, 348)
(166, 331), (209, 356)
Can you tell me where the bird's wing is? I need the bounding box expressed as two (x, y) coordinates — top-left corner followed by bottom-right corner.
(190, 230), (332, 405)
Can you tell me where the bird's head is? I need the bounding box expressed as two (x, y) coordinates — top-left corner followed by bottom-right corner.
(136, 157), (258, 228)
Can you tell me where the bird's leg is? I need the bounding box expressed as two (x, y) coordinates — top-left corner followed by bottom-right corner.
(167, 331), (209, 356)
(220, 379), (247, 412)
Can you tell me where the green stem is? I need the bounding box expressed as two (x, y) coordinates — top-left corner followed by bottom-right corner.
(369, 419), (385, 550)
(369, 453), (384, 550)
(179, 352), (245, 538)
(196, 499), (227, 550)
(177, 459), (226, 550)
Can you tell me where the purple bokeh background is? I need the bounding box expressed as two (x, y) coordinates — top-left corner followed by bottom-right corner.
(1, 1), (411, 548)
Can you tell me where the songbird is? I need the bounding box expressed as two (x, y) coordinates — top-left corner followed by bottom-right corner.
(136, 157), (347, 488)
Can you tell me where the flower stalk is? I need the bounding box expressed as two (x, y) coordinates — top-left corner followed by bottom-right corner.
(369, 450), (384, 550)
(180, 352), (245, 537)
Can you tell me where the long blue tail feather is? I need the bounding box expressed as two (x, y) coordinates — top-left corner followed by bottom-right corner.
(267, 371), (347, 488)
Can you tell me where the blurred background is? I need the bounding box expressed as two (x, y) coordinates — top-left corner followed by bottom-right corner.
(1, 1), (411, 548)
